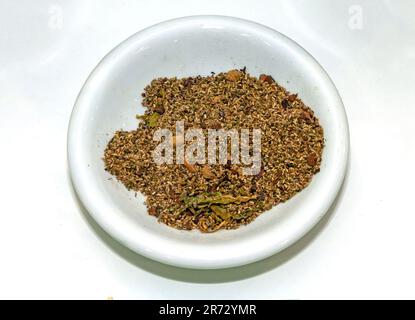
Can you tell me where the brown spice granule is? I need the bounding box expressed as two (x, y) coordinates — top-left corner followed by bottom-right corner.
(104, 69), (324, 232)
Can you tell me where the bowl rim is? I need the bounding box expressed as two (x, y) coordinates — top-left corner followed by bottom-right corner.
(67, 15), (349, 269)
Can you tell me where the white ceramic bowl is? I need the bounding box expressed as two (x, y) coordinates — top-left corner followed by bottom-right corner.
(68, 16), (349, 269)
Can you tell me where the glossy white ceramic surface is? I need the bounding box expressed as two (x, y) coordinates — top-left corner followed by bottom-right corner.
(67, 16), (349, 269)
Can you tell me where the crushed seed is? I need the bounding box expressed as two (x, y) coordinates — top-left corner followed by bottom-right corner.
(104, 69), (324, 232)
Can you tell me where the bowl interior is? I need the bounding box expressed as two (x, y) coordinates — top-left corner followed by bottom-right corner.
(69, 16), (348, 268)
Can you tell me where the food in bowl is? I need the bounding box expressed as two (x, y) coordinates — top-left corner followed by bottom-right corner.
(104, 69), (324, 232)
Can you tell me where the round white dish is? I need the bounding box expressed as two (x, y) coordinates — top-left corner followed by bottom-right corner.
(67, 15), (349, 269)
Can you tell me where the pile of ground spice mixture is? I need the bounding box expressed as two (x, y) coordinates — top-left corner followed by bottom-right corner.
(104, 69), (324, 232)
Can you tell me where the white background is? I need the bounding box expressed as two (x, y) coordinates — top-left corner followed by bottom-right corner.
(1, 0), (414, 299)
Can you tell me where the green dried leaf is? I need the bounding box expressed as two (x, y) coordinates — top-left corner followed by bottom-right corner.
(184, 193), (256, 207)
(136, 112), (160, 127)
(233, 209), (254, 220)
(211, 205), (230, 220)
